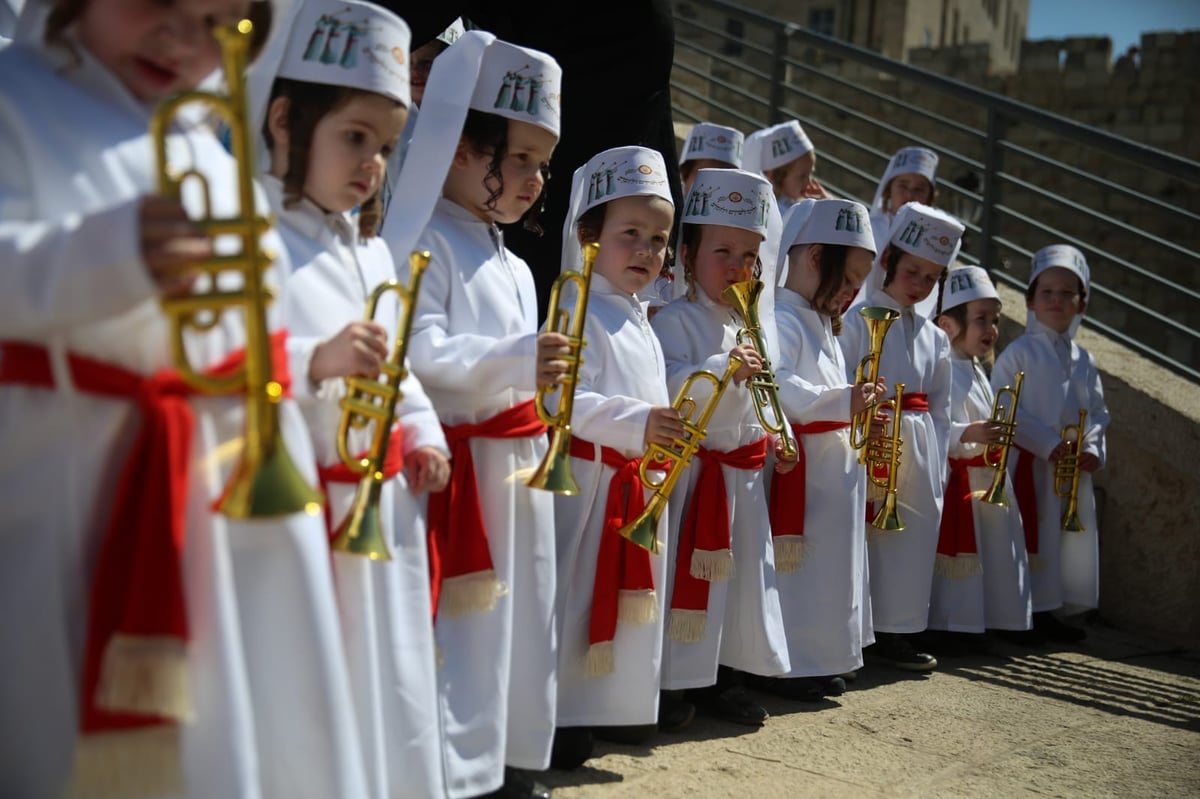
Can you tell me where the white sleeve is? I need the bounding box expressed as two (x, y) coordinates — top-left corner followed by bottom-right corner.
(775, 320), (853, 424)
(396, 366), (450, 456)
(1082, 350), (1110, 468)
(992, 343), (1060, 459)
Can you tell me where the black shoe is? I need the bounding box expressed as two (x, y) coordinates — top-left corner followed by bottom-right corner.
(548, 726), (593, 771)
(691, 684), (769, 726)
(1033, 611), (1086, 643)
(657, 689), (696, 733)
(480, 768), (552, 799)
(818, 675), (848, 696)
(995, 627), (1047, 646)
(592, 723), (657, 745)
(748, 674), (824, 702)
(867, 632), (938, 672)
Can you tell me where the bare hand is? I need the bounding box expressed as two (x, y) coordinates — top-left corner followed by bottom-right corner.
(803, 178), (831, 200)
(961, 419), (1008, 445)
(536, 331), (572, 388)
(140, 195), (211, 298)
(310, 320), (389, 384)
(405, 446), (451, 494)
(773, 438), (799, 474)
(849, 378), (885, 417)
(730, 342), (763, 386)
(867, 412), (888, 442)
(1047, 441), (1071, 463)
(644, 405), (686, 448)
(1077, 452), (1101, 472)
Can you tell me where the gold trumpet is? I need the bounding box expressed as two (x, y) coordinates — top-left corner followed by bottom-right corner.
(1055, 409), (1088, 532)
(866, 383), (906, 531)
(979, 371), (1024, 506)
(527, 242), (598, 494)
(722, 280), (796, 460)
(617, 356), (745, 553)
(850, 306), (901, 464)
(331, 252), (431, 560)
(151, 19), (322, 518)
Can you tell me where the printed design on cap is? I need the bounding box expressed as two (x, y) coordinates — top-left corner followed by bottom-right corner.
(685, 178), (770, 230)
(836, 205), (868, 234)
(588, 158), (664, 203)
(895, 217), (956, 260)
(303, 9), (406, 79)
(491, 62), (557, 120)
(892, 149), (934, 171)
(947, 269), (977, 294)
(1035, 246), (1086, 273)
(687, 131), (742, 161)
(769, 132), (801, 163)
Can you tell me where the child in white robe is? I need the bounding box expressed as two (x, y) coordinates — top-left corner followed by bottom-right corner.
(0, 2), (369, 797)
(251, 3), (452, 796)
(388, 31), (569, 799)
(927, 265), (1033, 653)
(547, 146), (685, 766)
(743, 120), (830, 218)
(651, 167), (796, 727)
(839, 201), (959, 673)
(991, 244), (1109, 643)
(760, 198), (882, 701)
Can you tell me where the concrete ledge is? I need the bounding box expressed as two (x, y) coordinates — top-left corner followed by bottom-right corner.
(996, 283), (1200, 646)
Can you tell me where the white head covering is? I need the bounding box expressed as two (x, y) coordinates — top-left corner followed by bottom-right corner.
(435, 17), (465, 47)
(680, 122), (744, 168)
(776, 198), (875, 278)
(270, 0), (411, 107)
(468, 38), (562, 137)
(743, 120), (814, 175)
(1030, 243), (1090, 290)
(884, 201), (964, 267)
(871, 146), (939, 213)
(939, 265), (1000, 314)
(559, 145), (673, 277)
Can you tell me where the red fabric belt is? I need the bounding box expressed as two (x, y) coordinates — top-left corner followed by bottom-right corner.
(866, 391), (930, 498)
(569, 437), (656, 653)
(1013, 446), (1040, 556)
(0, 332), (291, 735)
(670, 436), (768, 617)
(936, 454), (986, 560)
(768, 420), (850, 539)
(425, 399), (547, 621)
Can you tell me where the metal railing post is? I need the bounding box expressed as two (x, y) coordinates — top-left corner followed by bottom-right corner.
(768, 26), (792, 124)
(980, 107), (1006, 273)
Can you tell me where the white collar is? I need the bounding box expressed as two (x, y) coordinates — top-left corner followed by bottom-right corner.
(261, 174), (358, 246)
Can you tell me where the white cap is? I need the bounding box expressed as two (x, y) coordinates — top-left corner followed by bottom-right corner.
(469, 39), (562, 136)
(435, 17), (465, 46)
(560, 145), (674, 276)
(777, 198), (876, 277)
(1030, 243), (1090, 291)
(274, 0), (411, 107)
(940, 265), (1000, 313)
(680, 123), (744, 167)
(872, 146), (939, 212)
(680, 167), (772, 239)
(885, 201), (964, 267)
(743, 120), (814, 174)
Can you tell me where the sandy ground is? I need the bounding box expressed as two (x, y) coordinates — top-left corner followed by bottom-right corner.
(535, 619), (1200, 798)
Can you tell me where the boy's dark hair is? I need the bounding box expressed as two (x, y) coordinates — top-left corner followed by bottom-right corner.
(262, 79), (396, 241)
(1025, 272), (1088, 305)
(461, 109), (551, 236)
(678, 222), (761, 302)
(809, 243), (851, 336)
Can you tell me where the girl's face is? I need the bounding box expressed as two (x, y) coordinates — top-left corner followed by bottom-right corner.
(77, 0), (251, 103)
(884, 249), (944, 308)
(686, 224), (761, 306)
(941, 298), (1001, 358)
(590, 195), (674, 297)
(303, 93), (407, 214)
(774, 151), (817, 201)
(884, 172), (934, 213)
(1028, 266), (1085, 334)
(823, 246), (876, 315)
(449, 119), (557, 224)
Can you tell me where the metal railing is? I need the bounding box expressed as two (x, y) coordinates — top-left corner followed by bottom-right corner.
(670, 0), (1200, 381)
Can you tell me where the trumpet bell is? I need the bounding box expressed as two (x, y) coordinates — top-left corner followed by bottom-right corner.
(871, 491), (906, 532)
(526, 426), (579, 495)
(331, 486), (393, 561)
(617, 497), (663, 554)
(216, 431), (324, 518)
(1061, 503), (1085, 533)
(980, 471), (1009, 507)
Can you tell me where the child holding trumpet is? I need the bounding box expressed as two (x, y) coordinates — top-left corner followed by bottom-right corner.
(651, 167), (797, 727)
(251, 2), (452, 795)
(838, 201), (959, 672)
(927, 265), (1033, 654)
(991, 245), (1110, 643)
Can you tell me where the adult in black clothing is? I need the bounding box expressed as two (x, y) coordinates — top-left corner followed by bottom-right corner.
(382, 2), (683, 324)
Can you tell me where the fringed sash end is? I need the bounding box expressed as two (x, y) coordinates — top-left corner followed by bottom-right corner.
(689, 548), (733, 582)
(439, 570), (505, 618)
(66, 726), (183, 799)
(584, 641), (615, 678)
(97, 634), (193, 722)
(617, 589), (658, 624)
(934, 553), (982, 579)
(666, 608), (707, 643)
(773, 535), (806, 574)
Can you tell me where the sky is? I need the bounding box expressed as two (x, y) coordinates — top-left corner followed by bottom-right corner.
(1025, 0), (1200, 57)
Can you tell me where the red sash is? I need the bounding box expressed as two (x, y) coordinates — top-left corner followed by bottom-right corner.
(425, 400), (546, 621)
(317, 425), (406, 538)
(768, 420), (849, 572)
(569, 437), (657, 675)
(866, 391), (930, 521)
(667, 437), (768, 642)
(0, 332), (290, 736)
(936, 454), (986, 574)
(1013, 446), (1040, 557)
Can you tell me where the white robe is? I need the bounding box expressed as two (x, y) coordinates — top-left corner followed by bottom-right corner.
(0, 40), (366, 799)
(552, 273), (671, 727)
(927, 355), (1032, 633)
(991, 319), (1109, 614)
(650, 293), (790, 688)
(267, 178), (449, 799)
(404, 197), (556, 798)
(838, 288), (952, 633)
(770, 289), (872, 677)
